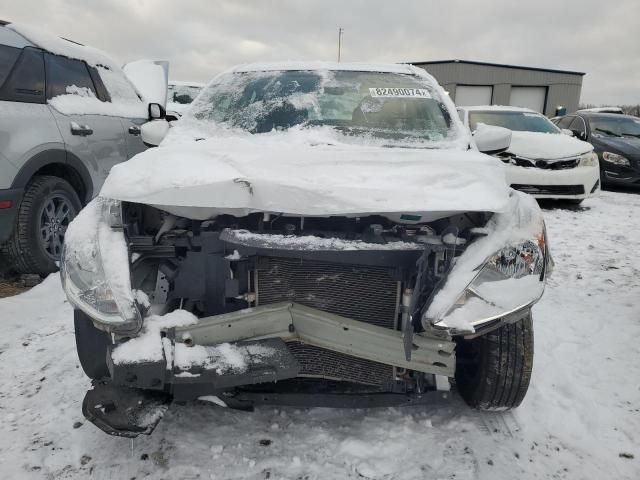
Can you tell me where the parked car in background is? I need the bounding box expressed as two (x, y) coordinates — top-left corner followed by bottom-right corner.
(577, 107), (623, 114)
(62, 62), (552, 437)
(553, 112), (640, 188)
(0, 21), (168, 274)
(166, 80), (204, 117)
(458, 106), (600, 203)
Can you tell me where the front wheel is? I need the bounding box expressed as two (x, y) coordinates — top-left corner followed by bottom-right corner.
(455, 313), (534, 410)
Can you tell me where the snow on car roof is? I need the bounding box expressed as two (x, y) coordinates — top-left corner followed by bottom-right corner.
(459, 105), (538, 113)
(7, 23), (120, 70)
(230, 61), (418, 75)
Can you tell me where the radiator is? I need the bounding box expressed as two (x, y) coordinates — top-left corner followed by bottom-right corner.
(255, 256), (400, 385)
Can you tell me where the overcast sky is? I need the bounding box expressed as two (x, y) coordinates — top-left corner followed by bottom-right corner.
(4, 0), (640, 105)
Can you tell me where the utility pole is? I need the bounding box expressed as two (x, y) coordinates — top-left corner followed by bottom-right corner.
(338, 27), (344, 62)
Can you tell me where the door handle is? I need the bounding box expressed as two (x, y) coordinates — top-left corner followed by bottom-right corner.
(70, 122), (93, 136)
(128, 125), (141, 136)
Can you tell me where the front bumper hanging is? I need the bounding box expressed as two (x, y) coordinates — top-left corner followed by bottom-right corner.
(84, 302), (456, 437)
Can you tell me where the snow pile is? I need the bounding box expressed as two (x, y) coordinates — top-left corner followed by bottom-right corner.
(228, 230), (424, 251)
(100, 129), (508, 221)
(508, 131), (593, 160)
(425, 190), (544, 327)
(111, 309), (198, 365)
(174, 342), (248, 375)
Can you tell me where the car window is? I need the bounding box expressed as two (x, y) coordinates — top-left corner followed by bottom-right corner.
(88, 66), (111, 102)
(190, 70), (458, 146)
(468, 110), (560, 133)
(568, 117), (586, 136)
(588, 116), (640, 138)
(555, 116), (574, 129)
(45, 53), (97, 100)
(0, 47), (45, 103)
(0, 44), (21, 87)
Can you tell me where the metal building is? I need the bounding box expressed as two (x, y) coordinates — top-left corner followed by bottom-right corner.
(412, 59), (585, 116)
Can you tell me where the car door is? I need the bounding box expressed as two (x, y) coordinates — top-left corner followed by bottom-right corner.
(44, 53), (128, 192)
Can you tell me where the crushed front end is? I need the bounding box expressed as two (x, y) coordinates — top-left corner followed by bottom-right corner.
(62, 194), (550, 437)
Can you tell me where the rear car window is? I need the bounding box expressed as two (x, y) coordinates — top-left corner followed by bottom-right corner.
(0, 46), (45, 103)
(45, 53), (97, 100)
(0, 44), (21, 87)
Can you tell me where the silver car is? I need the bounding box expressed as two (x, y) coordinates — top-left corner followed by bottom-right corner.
(0, 22), (165, 274)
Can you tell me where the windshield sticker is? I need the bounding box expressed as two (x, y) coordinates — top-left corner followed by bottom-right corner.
(369, 87), (431, 99)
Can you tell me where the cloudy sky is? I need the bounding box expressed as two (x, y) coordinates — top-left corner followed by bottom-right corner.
(4, 0), (640, 105)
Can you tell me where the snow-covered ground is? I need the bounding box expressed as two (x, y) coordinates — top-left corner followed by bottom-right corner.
(0, 190), (638, 479)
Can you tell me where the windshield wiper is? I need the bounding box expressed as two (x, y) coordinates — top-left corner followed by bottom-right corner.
(594, 127), (621, 137)
(621, 132), (640, 138)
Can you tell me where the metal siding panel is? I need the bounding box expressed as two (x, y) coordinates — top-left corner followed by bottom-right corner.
(413, 63), (583, 114)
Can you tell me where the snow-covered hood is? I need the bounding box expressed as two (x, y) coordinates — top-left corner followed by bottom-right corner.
(507, 131), (593, 160)
(101, 135), (510, 222)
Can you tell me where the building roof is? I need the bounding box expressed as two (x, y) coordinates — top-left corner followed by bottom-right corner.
(410, 59), (585, 76)
(458, 105), (538, 113)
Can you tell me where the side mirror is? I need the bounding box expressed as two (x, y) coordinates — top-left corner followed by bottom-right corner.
(571, 130), (587, 141)
(149, 102), (166, 120)
(473, 124), (512, 154)
(141, 120), (170, 147)
(561, 129), (574, 136)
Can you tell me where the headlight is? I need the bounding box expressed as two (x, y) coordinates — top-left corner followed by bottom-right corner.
(579, 152), (598, 167)
(429, 234), (547, 333)
(602, 152), (630, 166)
(61, 198), (142, 334)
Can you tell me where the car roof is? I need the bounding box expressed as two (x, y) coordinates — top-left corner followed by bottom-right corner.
(572, 112), (637, 120)
(0, 24), (34, 49)
(230, 61), (418, 75)
(6, 22), (120, 70)
(459, 105), (539, 114)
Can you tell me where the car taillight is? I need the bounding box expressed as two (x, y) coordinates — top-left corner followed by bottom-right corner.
(0, 200), (12, 209)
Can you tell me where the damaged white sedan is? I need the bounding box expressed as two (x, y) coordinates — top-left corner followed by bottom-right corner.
(61, 62), (552, 437)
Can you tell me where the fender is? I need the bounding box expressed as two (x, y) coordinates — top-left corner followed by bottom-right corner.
(10, 149), (94, 203)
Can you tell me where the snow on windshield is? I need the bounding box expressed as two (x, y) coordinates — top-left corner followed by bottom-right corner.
(185, 69), (465, 147)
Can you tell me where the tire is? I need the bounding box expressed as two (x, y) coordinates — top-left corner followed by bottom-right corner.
(0, 175), (82, 275)
(455, 313), (534, 410)
(74, 310), (111, 380)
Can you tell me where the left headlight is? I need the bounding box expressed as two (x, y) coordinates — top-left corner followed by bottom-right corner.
(61, 198), (142, 334)
(579, 152), (598, 167)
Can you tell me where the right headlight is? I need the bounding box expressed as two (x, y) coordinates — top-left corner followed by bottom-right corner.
(602, 152), (630, 166)
(61, 198), (142, 334)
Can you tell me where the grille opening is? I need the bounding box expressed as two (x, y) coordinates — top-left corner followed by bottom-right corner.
(255, 256), (401, 385)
